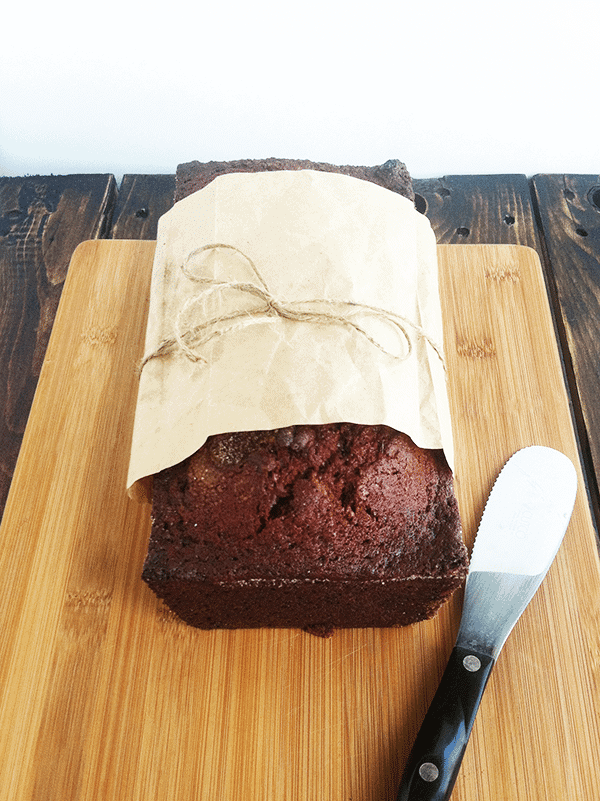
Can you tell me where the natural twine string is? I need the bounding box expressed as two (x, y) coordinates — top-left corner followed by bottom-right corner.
(139, 243), (445, 374)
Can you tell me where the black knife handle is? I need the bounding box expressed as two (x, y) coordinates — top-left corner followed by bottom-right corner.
(396, 645), (495, 801)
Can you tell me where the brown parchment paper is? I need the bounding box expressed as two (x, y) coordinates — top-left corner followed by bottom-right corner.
(127, 170), (452, 501)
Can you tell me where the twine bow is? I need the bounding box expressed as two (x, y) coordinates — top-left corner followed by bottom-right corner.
(139, 243), (444, 373)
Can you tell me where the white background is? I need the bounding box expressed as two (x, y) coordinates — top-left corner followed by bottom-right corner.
(2, 0), (598, 184)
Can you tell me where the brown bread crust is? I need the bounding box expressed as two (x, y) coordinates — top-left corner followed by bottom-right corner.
(145, 424), (466, 636)
(175, 157), (414, 203)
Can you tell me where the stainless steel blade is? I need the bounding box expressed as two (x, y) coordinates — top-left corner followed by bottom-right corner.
(456, 446), (577, 659)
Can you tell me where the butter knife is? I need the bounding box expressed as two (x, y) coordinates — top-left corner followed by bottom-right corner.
(396, 446), (577, 801)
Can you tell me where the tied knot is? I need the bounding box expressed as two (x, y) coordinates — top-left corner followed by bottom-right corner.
(139, 243), (444, 373)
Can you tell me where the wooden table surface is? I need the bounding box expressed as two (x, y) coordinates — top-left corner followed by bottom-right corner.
(1, 170), (600, 801)
(2, 171), (600, 536)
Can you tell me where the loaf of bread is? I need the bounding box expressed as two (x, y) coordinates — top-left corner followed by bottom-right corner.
(174, 157), (414, 203)
(144, 423), (466, 636)
(141, 158), (467, 636)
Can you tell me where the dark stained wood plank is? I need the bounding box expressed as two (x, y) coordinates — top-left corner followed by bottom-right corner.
(413, 174), (540, 248)
(531, 174), (600, 525)
(0, 174), (117, 523)
(110, 174), (175, 240)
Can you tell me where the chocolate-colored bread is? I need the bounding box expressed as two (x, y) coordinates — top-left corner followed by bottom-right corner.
(175, 157), (414, 203)
(144, 424), (466, 636)
(142, 158), (467, 636)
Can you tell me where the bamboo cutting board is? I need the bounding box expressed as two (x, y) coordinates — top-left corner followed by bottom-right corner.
(1, 241), (599, 801)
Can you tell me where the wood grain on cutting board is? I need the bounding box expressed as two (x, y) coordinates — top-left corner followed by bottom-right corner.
(0, 240), (598, 801)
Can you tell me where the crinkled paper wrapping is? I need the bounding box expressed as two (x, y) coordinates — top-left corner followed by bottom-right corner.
(127, 170), (453, 501)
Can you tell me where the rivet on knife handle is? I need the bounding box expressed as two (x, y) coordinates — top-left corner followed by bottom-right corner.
(395, 646), (494, 800)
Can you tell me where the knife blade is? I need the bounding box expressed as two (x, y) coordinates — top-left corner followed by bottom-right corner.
(396, 446), (577, 801)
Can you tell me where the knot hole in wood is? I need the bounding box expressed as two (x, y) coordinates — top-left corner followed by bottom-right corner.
(587, 187), (600, 210)
(414, 194), (427, 214)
